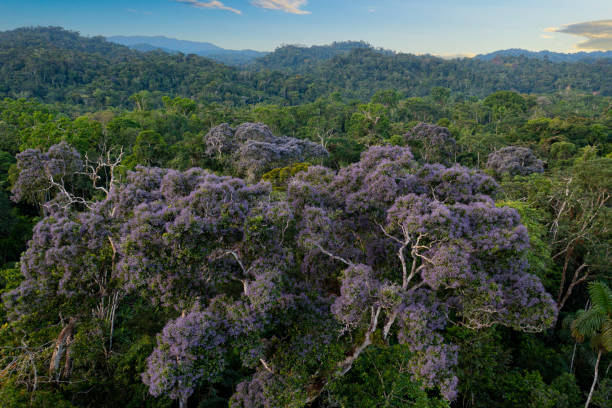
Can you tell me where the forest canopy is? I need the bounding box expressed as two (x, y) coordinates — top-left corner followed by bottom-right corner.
(0, 26), (610, 408)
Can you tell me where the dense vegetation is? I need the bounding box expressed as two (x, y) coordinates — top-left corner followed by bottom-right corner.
(0, 26), (611, 408)
(3, 27), (612, 109)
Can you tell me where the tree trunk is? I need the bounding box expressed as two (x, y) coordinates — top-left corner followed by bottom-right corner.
(305, 307), (381, 403)
(585, 350), (602, 408)
(179, 396), (187, 408)
(49, 317), (77, 381)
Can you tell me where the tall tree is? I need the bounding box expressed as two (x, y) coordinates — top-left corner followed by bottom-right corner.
(571, 282), (612, 408)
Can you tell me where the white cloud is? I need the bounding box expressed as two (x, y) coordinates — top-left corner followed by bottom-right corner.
(552, 20), (612, 50)
(176, 0), (242, 15)
(251, 0), (310, 15)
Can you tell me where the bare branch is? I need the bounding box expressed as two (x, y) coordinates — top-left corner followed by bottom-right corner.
(313, 243), (354, 267)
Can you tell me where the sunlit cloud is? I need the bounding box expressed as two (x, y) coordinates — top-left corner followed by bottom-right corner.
(439, 53), (476, 59)
(552, 20), (612, 50)
(540, 34), (553, 39)
(251, 0), (310, 15)
(176, 0), (242, 15)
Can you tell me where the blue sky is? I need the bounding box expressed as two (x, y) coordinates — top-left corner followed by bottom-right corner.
(1, 0), (611, 55)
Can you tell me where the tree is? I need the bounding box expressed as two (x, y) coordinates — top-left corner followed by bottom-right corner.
(326, 345), (450, 407)
(287, 145), (557, 403)
(483, 91), (531, 134)
(403, 123), (457, 165)
(486, 146), (544, 178)
(550, 158), (611, 310)
(203, 123), (328, 181)
(571, 282), (612, 408)
(5, 141), (557, 408)
(430, 86), (451, 107)
(348, 103), (391, 146)
(127, 130), (168, 168)
(11, 142), (85, 211)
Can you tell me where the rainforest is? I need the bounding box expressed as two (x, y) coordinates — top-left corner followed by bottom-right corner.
(0, 26), (610, 408)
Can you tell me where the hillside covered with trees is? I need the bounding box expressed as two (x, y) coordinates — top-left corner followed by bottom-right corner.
(2, 27), (612, 109)
(0, 26), (611, 408)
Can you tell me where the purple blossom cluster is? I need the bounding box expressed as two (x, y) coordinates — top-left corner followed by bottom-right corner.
(331, 264), (383, 329)
(4, 204), (112, 317)
(112, 167), (280, 308)
(11, 141), (84, 207)
(8, 139), (558, 407)
(403, 123), (457, 165)
(230, 369), (277, 408)
(288, 144), (557, 400)
(142, 302), (229, 402)
(394, 291), (459, 400)
(486, 146), (545, 177)
(204, 123), (328, 181)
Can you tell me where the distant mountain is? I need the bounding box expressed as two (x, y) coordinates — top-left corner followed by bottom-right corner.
(476, 48), (612, 63)
(125, 43), (179, 54)
(2, 27), (612, 108)
(107, 35), (267, 65)
(108, 35), (224, 53)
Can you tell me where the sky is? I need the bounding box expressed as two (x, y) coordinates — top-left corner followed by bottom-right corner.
(1, 0), (611, 56)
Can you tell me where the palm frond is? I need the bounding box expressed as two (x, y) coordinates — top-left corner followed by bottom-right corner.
(588, 281), (612, 315)
(571, 308), (605, 339)
(601, 319), (612, 352)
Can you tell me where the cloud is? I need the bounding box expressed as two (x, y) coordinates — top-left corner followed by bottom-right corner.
(439, 53), (476, 59)
(540, 34), (553, 39)
(552, 20), (612, 50)
(176, 0), (242, 15)
(251, 0), (310, 14)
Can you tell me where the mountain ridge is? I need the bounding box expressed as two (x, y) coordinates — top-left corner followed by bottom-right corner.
(107, 35), (268, 65)
(107, 36), (612, 66)
(2, 27), (612, 107)
(476, 48), (612, 62)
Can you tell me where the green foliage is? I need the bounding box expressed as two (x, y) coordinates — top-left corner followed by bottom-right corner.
(327, 345), (450, 408)
(498, 370), (560, 408)
(549, 373), (583, 408)
(108, 336), (173, 408)
(0, 191), (34, 267)
(572, 282), (612, 352)
(262, 163), (310, 190)
(591, 378), (612, 408)
(124, 130), (168, 168)
(549, 141), (577, 162)
(497, 200), (556, 290)
(0, 381), (78, 408)
(484, 91), (530, 115)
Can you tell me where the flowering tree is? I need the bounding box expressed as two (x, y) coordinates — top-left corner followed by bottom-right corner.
(403, 123), (457, 165)
(11, 141), (84, 210)
(286, 145), (557, 401)
(6, 141), (557, 407)
(486, 146), (544, 177)
(12, 141), (123, 213)
(203, 122), (328, 181)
